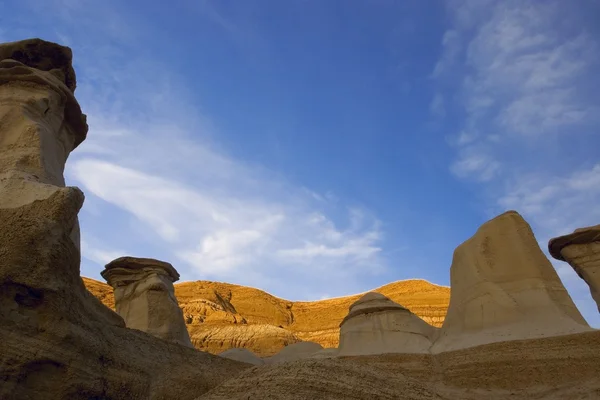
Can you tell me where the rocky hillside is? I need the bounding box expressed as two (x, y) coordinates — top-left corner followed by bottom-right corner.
(83, 277), (450, 356)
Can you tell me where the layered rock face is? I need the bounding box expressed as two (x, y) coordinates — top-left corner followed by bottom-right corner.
(337, 292), (435, 356)
(431, 211), (591, 353)
(84, 277), (450, 356)
(549, 225), (600, 313)
(102, 256), (193, 347)
(197, 331), (600, 400)
(0, 39), (246, 400)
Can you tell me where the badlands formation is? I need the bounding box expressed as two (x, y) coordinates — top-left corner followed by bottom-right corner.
(84, 276), (450, 356)
(1, 38), (599, 399)
(102, 256), (193, 347)
(550, 225), (600, 313)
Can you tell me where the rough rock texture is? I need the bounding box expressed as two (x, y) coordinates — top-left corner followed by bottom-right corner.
(84, 278), (450, 356)
(188, 324), (301, 356)
(265, 341), (324, 364)
(431, 211), (591, 354)
(0, 38), (247, 400)
(197, 331), (600, 400)
(309, 348), (339, 359)
(218, 348), (264, 365)
(549, 224), (600, 313)
(338, 293), (435, 356)
(102, 256), (193, 347)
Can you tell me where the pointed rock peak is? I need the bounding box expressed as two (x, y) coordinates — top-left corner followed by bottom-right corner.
(341, 292), (409, 327)
(350, 292), (407, 312)
(431, 211), (590, 353)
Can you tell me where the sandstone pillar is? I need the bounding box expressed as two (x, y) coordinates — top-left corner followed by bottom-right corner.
(430, 211), (591, 354)
(337, 292), (435, 356)
(0, 39), (244, 399)
(102, 256), (193, 347)
(549, 225), (600, 313)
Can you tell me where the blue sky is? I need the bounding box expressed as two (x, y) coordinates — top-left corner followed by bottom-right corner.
(3, 0), (599, 326)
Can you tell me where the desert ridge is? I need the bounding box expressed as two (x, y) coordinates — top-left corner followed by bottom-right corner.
(1, 38), (599, 400)
(83, 276), (450, 356)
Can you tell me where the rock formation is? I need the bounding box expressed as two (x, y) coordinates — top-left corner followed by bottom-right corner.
(218, 348), (265, 365)
(189, 324), (301, 356)
(102, 256), (193, 347)
(337, 292), (435, 356)
(84, 277), (449, 355)
(196, 330), (600, 400)
(430, 211), (592, 353)
(308, 348), (339, 359)
(549, 224), (600, 313)
(265, 341), (324, 364)
(0, 39), (246, 400)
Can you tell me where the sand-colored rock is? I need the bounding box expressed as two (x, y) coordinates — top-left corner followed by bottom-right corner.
(84, 278), (450, 355)
(188, 324), (301, 356)
(431, 211), (591, 353)
(0, 38), (247, 400)
(0, 39), (87, 251)
(549, 224), (600, 313)
(308, 348), (339, 359)
(265, 341), (324, 364)
(197, 331), (600, 400)
(219, 348), (265, 365)
(102, 256), (193, 347)
(338, 292), (435, 356)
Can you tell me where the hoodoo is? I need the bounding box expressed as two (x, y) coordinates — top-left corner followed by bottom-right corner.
(0, 39), (245, 400)
(549, 224), (600, 313)
(337, 292), (435, 356)
(430, 211), (591, 353)
(102, 256), (193, 347)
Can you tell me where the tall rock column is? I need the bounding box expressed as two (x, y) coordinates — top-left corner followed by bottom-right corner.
(0, 39), (245, 400)
(549, 225), (600, 313)
(0, 38), (121, 327)
(430, 211), (591, 353)
(102, 256), (193, 347)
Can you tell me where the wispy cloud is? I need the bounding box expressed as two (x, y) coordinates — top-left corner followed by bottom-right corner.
(433, 0), (600, 325)
(10, 0), (387, 300)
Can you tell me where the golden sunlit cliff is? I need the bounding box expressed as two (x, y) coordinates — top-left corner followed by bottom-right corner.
(82, 277), (450, 356)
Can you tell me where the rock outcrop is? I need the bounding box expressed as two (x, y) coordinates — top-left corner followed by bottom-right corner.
(308, 348), (339, 359)
(430, 211), (591, 353)
(218, 348), (264, 365)
(197, 331), (600, 400)
(337, 292), (435, 356)
(0, 38), (246, 400)
(549, 224), (600, 313)
(265, 341), (324, 364)
(102, 256), (193, 347)
(188, 324), (301, 356)
(83, 277), (450, 355)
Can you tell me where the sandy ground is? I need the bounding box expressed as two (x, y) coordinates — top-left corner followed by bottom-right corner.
(197, 330), (600, 400)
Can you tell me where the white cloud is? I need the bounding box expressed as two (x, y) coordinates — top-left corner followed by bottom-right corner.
(57, 34), (386, 297)
(450, 145), (500, 181)
(431, 30), (461, 78)
(429, 92), (446, 117)
(3, 0), (389, 300)
(80, 239), (126, 266)
(434, 0), (600, 325)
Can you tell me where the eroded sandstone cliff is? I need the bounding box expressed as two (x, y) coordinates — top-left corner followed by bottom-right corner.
(83, 277), (450, 356)
(0, 38), (247, 400)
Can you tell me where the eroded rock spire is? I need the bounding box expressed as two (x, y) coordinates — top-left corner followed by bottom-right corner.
(549, 225), (600, 313)
(102, 256), (193, 347)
